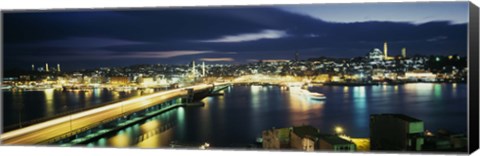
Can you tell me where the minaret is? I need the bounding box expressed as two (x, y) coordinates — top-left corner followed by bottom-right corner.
(45, 63), (49, 72)
(192, 60), (196, 77)
(31, 64), (35, 71)
(57, 64), (61, 72)
(401, 48), (407, 58)
(202, 61), (205, 77)
(383, 41), (388, 59)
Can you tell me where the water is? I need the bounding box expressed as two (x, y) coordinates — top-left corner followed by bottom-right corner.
(82, 83), (467, 148)
(2, 88), (151, 128)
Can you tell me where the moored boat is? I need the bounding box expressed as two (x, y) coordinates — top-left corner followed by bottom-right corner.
(300, 89), (327, 100)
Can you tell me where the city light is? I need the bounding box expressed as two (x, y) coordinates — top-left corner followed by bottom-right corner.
(335, 126), (344, 134)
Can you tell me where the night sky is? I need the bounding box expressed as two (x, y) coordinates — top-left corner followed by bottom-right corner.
(3, 2), (469, 71)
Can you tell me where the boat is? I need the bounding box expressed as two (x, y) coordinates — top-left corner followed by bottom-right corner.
(300, 89), (327, 100)
(287, 83), (327, 100)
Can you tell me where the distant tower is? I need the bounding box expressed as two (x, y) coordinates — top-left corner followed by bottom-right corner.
(45, 63), (49, 72)
(383, 41), (388, 59)
(295, 52), (299, 61)
(31, 64), (35, 71)
(192, 60), (196, 77)
(401, 48), (407, 58)
(57, 64), (61, 72)
(202, 61), (206, 77)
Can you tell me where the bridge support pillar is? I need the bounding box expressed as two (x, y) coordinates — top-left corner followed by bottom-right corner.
(186, 88), (194, 103)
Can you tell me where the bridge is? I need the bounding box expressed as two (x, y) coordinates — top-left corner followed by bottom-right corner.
(0, 83), (230, 145)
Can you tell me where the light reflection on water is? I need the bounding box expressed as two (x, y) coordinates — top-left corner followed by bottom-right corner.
(39, 84), (469, 148)
(44, 89), (55, 116)
(352, 86), (368, 128)
(86, 110), (178, 148)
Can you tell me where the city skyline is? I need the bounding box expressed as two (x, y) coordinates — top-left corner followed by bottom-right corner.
(4, 2), (468, 71)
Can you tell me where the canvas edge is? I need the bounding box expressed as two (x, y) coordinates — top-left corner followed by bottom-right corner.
(468, 1), (479, 154)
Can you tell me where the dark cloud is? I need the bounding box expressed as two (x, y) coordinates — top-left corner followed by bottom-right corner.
(3, 6), (467, 71)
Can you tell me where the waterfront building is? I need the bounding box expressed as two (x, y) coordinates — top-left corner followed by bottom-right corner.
(109, 76), (129, 85)
(70, 72), (84, 83)
(404, 70), (436, 82)
(263, 125), (356, 152)
(370, 114), (424, 151)
(139, 77), (155, 86)
(318, 135), (356, 151)
(423, 131), (467, 151)
(90, 75), (103, 84)
(311, 74), (330, 83)
(290, 125), (319, 151)
(262, 127), (291, 149)
(371, 68), (386, 81)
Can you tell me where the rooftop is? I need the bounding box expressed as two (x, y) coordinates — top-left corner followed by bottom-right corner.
(371, 114), (422, 122)
(291, 125), (320, 138)
(320, 135), (354, 145)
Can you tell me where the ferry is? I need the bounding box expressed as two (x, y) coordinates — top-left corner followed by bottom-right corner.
(300, 89), (327, 100)
(286, 83), (327, 100)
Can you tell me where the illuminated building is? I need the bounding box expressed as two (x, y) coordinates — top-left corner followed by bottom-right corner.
(109, 76), (129, 85)
(57, 64), (61, 72)
(45, 63), (49, 72)
(384, 41), (388, 59)
(368, 48), (384, 65)
(139, 77), (155, 86)
(404, 71), (436, 82)
(31, 64), (35, 71)
(202, 61), (205, 77)
(37, 67), (45, 72)
(370, 114), (424, 151)
(383, 42), (394, 60)
(402, 48), (407, 58)
(312, 74), (330, 83)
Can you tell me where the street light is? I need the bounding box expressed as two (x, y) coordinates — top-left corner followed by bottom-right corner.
(335, 126), (344, 134)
